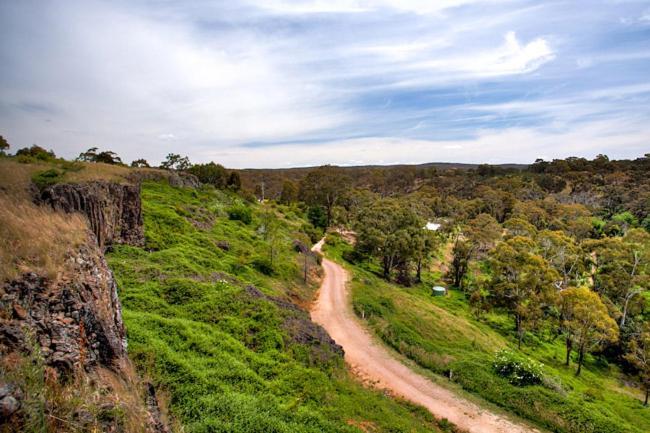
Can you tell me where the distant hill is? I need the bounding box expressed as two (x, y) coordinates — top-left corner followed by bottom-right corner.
(237, 161), (528, 199)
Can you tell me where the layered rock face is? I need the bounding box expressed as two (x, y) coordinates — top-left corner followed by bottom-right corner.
(39, 182), (144, 249)
(1, 179), (170, 431)
(0, 242), (126, 375)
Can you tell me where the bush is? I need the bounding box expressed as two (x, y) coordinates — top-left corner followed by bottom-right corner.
(301, 223), (323, 244)
(493, 349), (544, 386)
(251, 257), (274, 275)
(32, 169), (64, 190)
(16, 145), (56, 162)
(307, 206), (327, 229)
(228, 205), (252, 224)
(342, 248), (364, 264)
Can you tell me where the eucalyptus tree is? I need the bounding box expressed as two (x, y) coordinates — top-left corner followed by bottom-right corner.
(559, 287), (618, 376)
(487, 236), (559, 348)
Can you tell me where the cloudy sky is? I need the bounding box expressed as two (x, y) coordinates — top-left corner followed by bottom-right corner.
(1, 0), (649, 168)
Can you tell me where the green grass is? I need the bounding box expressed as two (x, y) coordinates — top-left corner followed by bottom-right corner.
(323, 234), (650, 433)
(107, 181), (454, 433)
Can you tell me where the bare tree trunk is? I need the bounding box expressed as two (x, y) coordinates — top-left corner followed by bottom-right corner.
(303, 253), (308, 283)
(383, 256), (392, 280)
(620, 290), (640, 328)
(645, 388), (649, 407)
(565, 337), (572, 366)
(576, 346), (585, 376)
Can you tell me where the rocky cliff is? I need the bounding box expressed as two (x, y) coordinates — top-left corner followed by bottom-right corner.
(1, 242), (126, 375)
(1, 176), (170, 432)
(39, 182), (144, 249)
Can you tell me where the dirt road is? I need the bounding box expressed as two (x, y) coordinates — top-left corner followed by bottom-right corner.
(310, 239), (538, 433)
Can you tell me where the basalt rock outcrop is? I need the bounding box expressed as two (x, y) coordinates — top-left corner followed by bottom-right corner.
(39, 182), (144, 249)
(1, 178), (170, 431)
(0, 242), (126, 375)
(245, 285), (344, 363)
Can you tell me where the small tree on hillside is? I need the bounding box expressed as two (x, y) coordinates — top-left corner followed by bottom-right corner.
(227, 171), (241, 191)
(560, 287), (618, 376)
(77, 147), (123, 165)
(448, 236), (474, 289)
(131, 158), (150, 168)
(0, 135), (9, 155)
(160, 153), (191, 171)
(625, 323), (650, 406)
(260, 208), (282, 268)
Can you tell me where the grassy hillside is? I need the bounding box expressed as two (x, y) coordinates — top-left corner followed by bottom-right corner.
(107, 180), (457, 433)
(323, 234), (650, 433)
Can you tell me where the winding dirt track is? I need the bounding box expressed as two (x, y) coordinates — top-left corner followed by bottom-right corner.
(310, 239), (538, 433)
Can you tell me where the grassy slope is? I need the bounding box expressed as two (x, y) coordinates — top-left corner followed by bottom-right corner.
(323, 235), (650, 433)
(107, 181), (454, 433)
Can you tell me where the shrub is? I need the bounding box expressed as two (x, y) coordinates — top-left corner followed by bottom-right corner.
(188, 162), (228, 188)
(251, 257), (274, 275)
(583, 387), (603, 402)
(493, 349), (544, 386)
(307, 205), (327, 229)
(15, 145), (56, 162)
(301, 223), (323, 244)
(31, 168), (64, 190)
(228, 205), (252, 224)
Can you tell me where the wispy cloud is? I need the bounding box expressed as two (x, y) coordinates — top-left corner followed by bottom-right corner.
(0, 0), (648, 167)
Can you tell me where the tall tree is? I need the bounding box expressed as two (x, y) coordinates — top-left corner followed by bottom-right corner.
(537, 230), (582, 290)
(585, 230), (649, 328)
(559, 287), (618, 376)
(279, 180), (298, 205)
(261, 208), (282, 268)
(488, 236), (559, 348)
(354, 198), (425, 283)
(299, 166), (349, 228)
(160, 153), (191, 171)
(446, 213), (501, 289)
(131, 158), (150, 168)
(77, 147), (123, 164)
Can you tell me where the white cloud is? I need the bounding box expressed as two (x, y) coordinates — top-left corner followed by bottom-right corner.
(1, 0), (647, 167)
(251, 0), (499, 15)
(0, 0), (350, 162)
(414, 31), (555, 77)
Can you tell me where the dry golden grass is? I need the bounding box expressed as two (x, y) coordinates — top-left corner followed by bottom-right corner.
(0, 159), (50, 199)
(62, 161), (132, 183)
(61, 162), (170, 185)
(0, 193), (87, 282)
(0, 159), (168, 282)
(0, 352), (153, 433)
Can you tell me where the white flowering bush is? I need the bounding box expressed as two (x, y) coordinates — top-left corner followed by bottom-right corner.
(493, 349), (544, 386)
